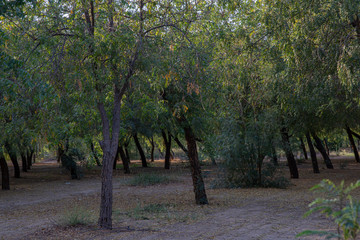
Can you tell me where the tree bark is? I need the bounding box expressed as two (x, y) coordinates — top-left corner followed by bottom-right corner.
(5, 142), (20, 178)
(280, 128), (299, 178)
(299, 137), (308, 160)
(0, 149), (10, 190)
(323, 138), (330, 156)
(150, 137), (155, 162)
(20, 151), (27, 172)
(311, 132), (334, 169)
(162, 130), (172, 169)
(133, 133), (147, 167)
(184, 126), (208, 204)
(113, 147), (120, 170)
(118, 145), (130, 174)
(124, 142), (130, 163)
(26, 148), (34, 170)
(173, 135), (188, 155)
(90, 141), (101, 166)
(305, 132), (320, 173)
(346, 126), (360, 163)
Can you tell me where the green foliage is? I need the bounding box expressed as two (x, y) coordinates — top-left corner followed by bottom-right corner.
(128, 173), (171, 187)
(60, 148), (84, 180)
(59, 207), (93, 226)
(297, 179), (360, 240)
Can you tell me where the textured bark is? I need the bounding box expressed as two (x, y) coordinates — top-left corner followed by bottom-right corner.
(184, 126), (208, 205)
(113, 147), (120, 170)
(306, 132), (320, 173)
(133, 133), (147, 167)
(118, 145), (130, 174)
(162, 130), (172, 169)
(0, 150), (10, 190)
(26, 148), (34, 170)
(346, 126), (360, 163)
(20, 151), (27, 172)
(90, 141), (101, 166)
(280, 128), (299, 179)
(323, 138), (330, 156)
(150, 137), (155, 162)
(5, 142), (20, 178)
(299, 137), (308, 160)
(311, 132), (334, 169)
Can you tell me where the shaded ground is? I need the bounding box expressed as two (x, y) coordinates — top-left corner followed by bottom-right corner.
(1, 155), (360, 240)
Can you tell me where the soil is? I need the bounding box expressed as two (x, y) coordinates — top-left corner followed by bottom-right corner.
(1, 155), (360, 240)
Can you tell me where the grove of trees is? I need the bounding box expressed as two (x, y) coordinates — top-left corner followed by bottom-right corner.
(2, 0), (360, 230)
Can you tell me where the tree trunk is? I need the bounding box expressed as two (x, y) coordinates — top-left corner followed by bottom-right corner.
(173, 136), (188, 155)
(346, 126), (360, 163)
(184, 126), (208, 205)
(162, 130), (172, 169)
(305, 132), (320, 173)
(323, 138), (330, 156)
(150, 137), (155, 162)
(280, 128), (299, 179)
(57, 144), (64, 163)
(5, 142), (20, 178)
(0, 149), (10, 190)
(311, 132), (334, 169)
(299, 137), (308, 160)
(133, 133), (147, 167)
(26, 148), (34, 170)
(113, 147), (120, 170)
(20, 151), (27, 172)
(90, 141), (101, 166)
(118, 145), (130, 174)
(124, 143), (130, 163)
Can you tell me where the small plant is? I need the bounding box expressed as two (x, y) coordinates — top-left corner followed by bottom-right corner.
(128, 173), (171, 186)
(59, 207), (93, 226)
(127, 203), (170, 220)
(297, 179), (360, 240)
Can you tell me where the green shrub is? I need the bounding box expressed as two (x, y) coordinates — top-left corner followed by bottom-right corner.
(297, 179), (360, 240)
(59, 207), (93, 226)
(128, 173), (171, 186)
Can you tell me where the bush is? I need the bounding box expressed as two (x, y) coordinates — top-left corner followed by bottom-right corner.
(128, 173), (171, 186)
(59, 207), (93, 226)
(61, 148), (84, 179)
(297, 179), (360, 240)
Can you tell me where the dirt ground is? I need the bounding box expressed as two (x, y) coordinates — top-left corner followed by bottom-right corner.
(1, 155), (360, 240)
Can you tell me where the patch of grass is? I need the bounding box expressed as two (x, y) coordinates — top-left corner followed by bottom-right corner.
(128, 173), (171, 186)
(59, 207), (93, 226)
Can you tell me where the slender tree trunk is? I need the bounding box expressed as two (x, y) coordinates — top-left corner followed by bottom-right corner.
(20, 151), (27, 172)
(299, 137), (308, 160)
(311, 132), (334, 169)
(150, 137), (155, 162)
(133, 133), (147, 167)
(346, 126), (360, 163)
(271, 145), (278, 166)
(5, 142), (20, 178)
(124, 143), (130, 163)
(173, 136), (188, 156)
(27, 148), (33, 170)
(323, 138), (330, 156)
(118, 145), (130, 174)
(113, 147), (120, 170)
(280, 128), (299, 179)
(0, 149), (10, 190)
(162, 130), (172, 169)
(57, 144), (64, 163)
(90, 141), (101, 166)
(184, 126), (208, 205)
(305, 132), (320, 173)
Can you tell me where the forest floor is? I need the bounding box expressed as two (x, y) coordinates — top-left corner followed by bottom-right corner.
(1, 155), (360, 240)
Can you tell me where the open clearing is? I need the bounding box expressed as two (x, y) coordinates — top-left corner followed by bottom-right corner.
(1, 156), (360, 240)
